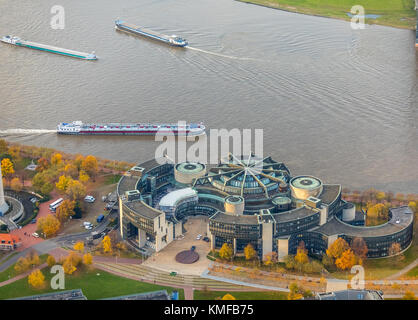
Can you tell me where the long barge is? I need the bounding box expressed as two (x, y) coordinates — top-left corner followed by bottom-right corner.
(115, 20), (188, 47)
(57, 121), (205, 136)
(0, 35), (97, 60)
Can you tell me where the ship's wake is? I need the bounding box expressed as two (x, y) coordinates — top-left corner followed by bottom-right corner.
(0, 129), (56, 135)
(185, 46), (258, 61)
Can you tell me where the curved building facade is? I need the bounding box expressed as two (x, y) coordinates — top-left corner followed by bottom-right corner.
(117, 154), (414, 259)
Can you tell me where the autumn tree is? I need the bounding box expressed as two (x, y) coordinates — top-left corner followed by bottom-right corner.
(66, 179), (87, 200)
(403, 291), (417, 300)
(37, 214), (61, 238)
(83, 253), (93, 266)
(63, 163), (78, 179)
(0, 139), (7, 154)
(326, 238), (350, 260)
(47, 255), (56, 267)
(244, 243), (257, 261)
(81, 155), (98, 180)
(14, 257), (30, 274)
(73, 241), (84, 253)
(36, 157), (50, 172)
(32, 171), (54, 196)
(1, 158), (14, 181)
(219, 243), (233, 261)
(101, 235), (113, 254)
(8, 145), (21, 162)
(79, 170), (90, 183)
(335, 249), (357, 271)
(56, 175), (72, 193)
(51, 153), (63, 166)
(295, 241), (309, 265)
(221, 294), (236, 300)
(28, 251), (40, 267)
(56, 199), (76, 222)
(28, 269), (45, 289)
(264, 252), (278, 266)
(10, 177), (23, 192)
(74, 155), (84, 170)
(351, 237), (368, 260)
(62, 251), (82, 275)
(287, 283), (313, 300)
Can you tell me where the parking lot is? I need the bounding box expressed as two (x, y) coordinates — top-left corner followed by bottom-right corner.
(142, 216), (212, 276)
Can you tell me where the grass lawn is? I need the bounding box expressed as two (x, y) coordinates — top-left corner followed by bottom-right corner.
(330, 244), (418, 280)
(104, 174), (122, 185)
(0, 254), (48, 283)
(0, 267), (184, 300)
(194, 290), (288, 300)
(406, 265), (418, 278)
(237, 0), (417, 29)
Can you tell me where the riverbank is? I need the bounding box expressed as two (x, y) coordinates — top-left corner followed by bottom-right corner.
(236, 0), (417, 30)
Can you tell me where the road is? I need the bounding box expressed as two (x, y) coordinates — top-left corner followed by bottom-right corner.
(0, 209), (118, 272)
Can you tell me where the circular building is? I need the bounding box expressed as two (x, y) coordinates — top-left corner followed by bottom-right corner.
(117, 154), (414, 261)
(174, 162), (206, 185)
(224, 195), (245, 216)
(290, 176), (323, 200)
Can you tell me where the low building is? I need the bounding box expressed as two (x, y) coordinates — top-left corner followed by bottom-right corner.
(0, 234), (22, 251)
(12, 289), (87, 300)
(315, 289), (384, 300)
(117, 153), (414, 260)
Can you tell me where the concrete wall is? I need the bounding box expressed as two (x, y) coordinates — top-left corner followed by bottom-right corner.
(277, 238), (289, 262)
(261, 223), (273, 260)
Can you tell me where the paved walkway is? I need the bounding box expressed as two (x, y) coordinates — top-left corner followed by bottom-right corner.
(0, 263), (47, 288)
(386, 259), (418, 280)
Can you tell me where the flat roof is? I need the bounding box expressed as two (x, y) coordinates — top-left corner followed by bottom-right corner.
(159, 188), (197, 208)
(314, 206), (413, 237)
(272, 206), (318, 223)
(125, 200), (163, 219)
(318, 184), (341, 205)
(117, 175), (139, 196)
(209, 212), (259, 225)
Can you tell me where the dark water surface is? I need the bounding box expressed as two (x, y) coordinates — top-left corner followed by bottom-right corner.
(0, 0), (417, 193)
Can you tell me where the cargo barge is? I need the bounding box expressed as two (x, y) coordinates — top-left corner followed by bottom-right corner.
(0, 35), (97, 60)
(115, 20), (188, 47)
(57, 121), (205, 136)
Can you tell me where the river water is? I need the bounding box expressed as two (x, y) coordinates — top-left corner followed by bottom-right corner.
(0, 0), (417, 193)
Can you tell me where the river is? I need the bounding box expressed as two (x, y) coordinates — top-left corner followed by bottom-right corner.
(0, 0), (417, 193)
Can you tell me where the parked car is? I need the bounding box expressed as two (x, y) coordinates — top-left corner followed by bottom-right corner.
(32, 232), (39, 238)
(84, 195), (95, 203)
(96, 214), (105, 223)
(191, 246), (196, 251)
(203, 237), (210, 242)
(30, 197), (37, 204)
(30, 219), (37, 224)
(196, 234), (202, 240)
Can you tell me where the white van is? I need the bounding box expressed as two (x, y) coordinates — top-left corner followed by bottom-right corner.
(84, 195), (95, 203)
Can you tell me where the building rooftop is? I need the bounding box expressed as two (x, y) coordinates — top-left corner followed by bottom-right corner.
(318, 184), (341, 205)
(103, 290), (170, 300)
(209, 211), (259, 225)
(12, 289), (87, 300)
(159, 187), (197, 208)
(117, 175), (140, 196)
(272, 206), (318, 223)
(316, 289), (383, 300)
(314, 206), (413, 237)
(125, 199), (163, 219)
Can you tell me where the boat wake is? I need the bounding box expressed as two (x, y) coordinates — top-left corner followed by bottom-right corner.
(0, 129), (56, 135)
(185, 46), (258, 61)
